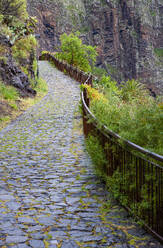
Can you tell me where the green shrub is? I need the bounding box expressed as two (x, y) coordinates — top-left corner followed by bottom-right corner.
(0, 0), (27, 24)
(154, 48), (163, 57)
(34, 77), (48, 94)
(0, 56), (7, 64)
(0, 116), (10, 122)
(92, 66), (107, 79)
(120, 79), (148, 101)
(32, 57), (38, 78)
(0, 81), (19, 100)
(85, 129), (159, 224)
(87, 79), (163, 155)
(55, 32), (97, 72)
(86, 134), (107, 177)
(9, 102), (18, 110)
(12, 34), (37, 62)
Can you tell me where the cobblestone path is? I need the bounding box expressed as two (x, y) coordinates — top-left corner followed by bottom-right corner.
(0, 61), (162, 248)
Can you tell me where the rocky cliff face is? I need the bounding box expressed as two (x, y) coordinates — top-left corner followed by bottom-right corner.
(27, 0), (86, 52)
(27, 0), (163, 94)
(84, 0), (163, 95)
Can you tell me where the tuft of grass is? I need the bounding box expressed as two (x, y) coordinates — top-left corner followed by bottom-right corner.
(0, 116), (10, 122)
(0, 77), (48, 131)
(0, 81), (19, 100)
(9, 102), (18, 110)
(154, 48), (163, 57)
(34, 77), (48, 94)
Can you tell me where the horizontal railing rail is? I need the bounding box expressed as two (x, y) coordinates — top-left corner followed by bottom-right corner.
(39, 52), (163, 242)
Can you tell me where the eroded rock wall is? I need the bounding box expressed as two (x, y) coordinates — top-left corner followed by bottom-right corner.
(84, 0), (163, 94)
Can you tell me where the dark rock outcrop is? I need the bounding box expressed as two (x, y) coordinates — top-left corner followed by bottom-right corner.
(0, 58), (36, 97)
(0, 35), (36, 97)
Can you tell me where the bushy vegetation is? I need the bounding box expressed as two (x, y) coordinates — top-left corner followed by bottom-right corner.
(83, 77), (163, 155)
(55, 32), (97, 72)
(0, 0), (47, 129)
(12, 34), (38, 80)
(34, 77), (48, 95)
(85, 134), (160, 227)
(53, 33), (162, 155)
(154, 48), (163, 58)
(0, 0), (27, 25)
(86, 134), (107, 177)
(0, 0), (38, 84)
(0, 81), (19, 101)
(12, 35), (37, 61)
(0, 77), (48, 130)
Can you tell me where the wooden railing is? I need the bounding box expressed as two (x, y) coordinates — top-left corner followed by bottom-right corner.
(39, 52), (163, 242)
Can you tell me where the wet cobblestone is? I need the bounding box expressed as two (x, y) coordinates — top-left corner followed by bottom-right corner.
(0, 61), (162, 247)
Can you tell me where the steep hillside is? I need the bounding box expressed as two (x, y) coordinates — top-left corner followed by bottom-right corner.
(0, 0), (47, 128)
(0, 0), (37, 97)
(27, 0), (163, 94)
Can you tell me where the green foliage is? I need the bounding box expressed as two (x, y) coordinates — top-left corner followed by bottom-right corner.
(92, 66), (107, 79)
(0, 0), (38, 86)
(100, 0), (107, 6)
(0, 23), (13, 38)
(8, 17), (37, 44)
(85, 134), (160, 227)
(0, 81), (19, 100)
(120, 79), (148, 101)
(41, 51), (49, 56)
(26, 16), (38, 34)
(98, 75), (121, 96)
(0, 0), (37, 49)
(12, 34), (37, 61)
(105, 63), (120, 78)
(85, 134), (107, 177)
(12, 34), (37, 80)
(9, 102), (18, 110)
(0, 116), (10, 122)
(66, 3), (85, 26)
(88, 79), (163, 155)
(0, 0), (27, 25)
(34, 77), (48, 94)
(0, 76), (47, 130)
(0, 14), (3, 23)
(0, 56), (7, 64)
(154, 48), (163, 57)
(56, 32), (97, 72)
(32, 57), (38, 78)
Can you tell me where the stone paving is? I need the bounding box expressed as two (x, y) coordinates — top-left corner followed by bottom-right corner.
(0, 61), (162, 248)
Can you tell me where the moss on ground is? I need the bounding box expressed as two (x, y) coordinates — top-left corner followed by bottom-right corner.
(0, 77), (48, 131)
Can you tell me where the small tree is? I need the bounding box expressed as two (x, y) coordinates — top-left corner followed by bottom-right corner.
(56, 32), (97, 72)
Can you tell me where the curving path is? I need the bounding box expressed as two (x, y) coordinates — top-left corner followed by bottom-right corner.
(0, 61), (162, 248)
